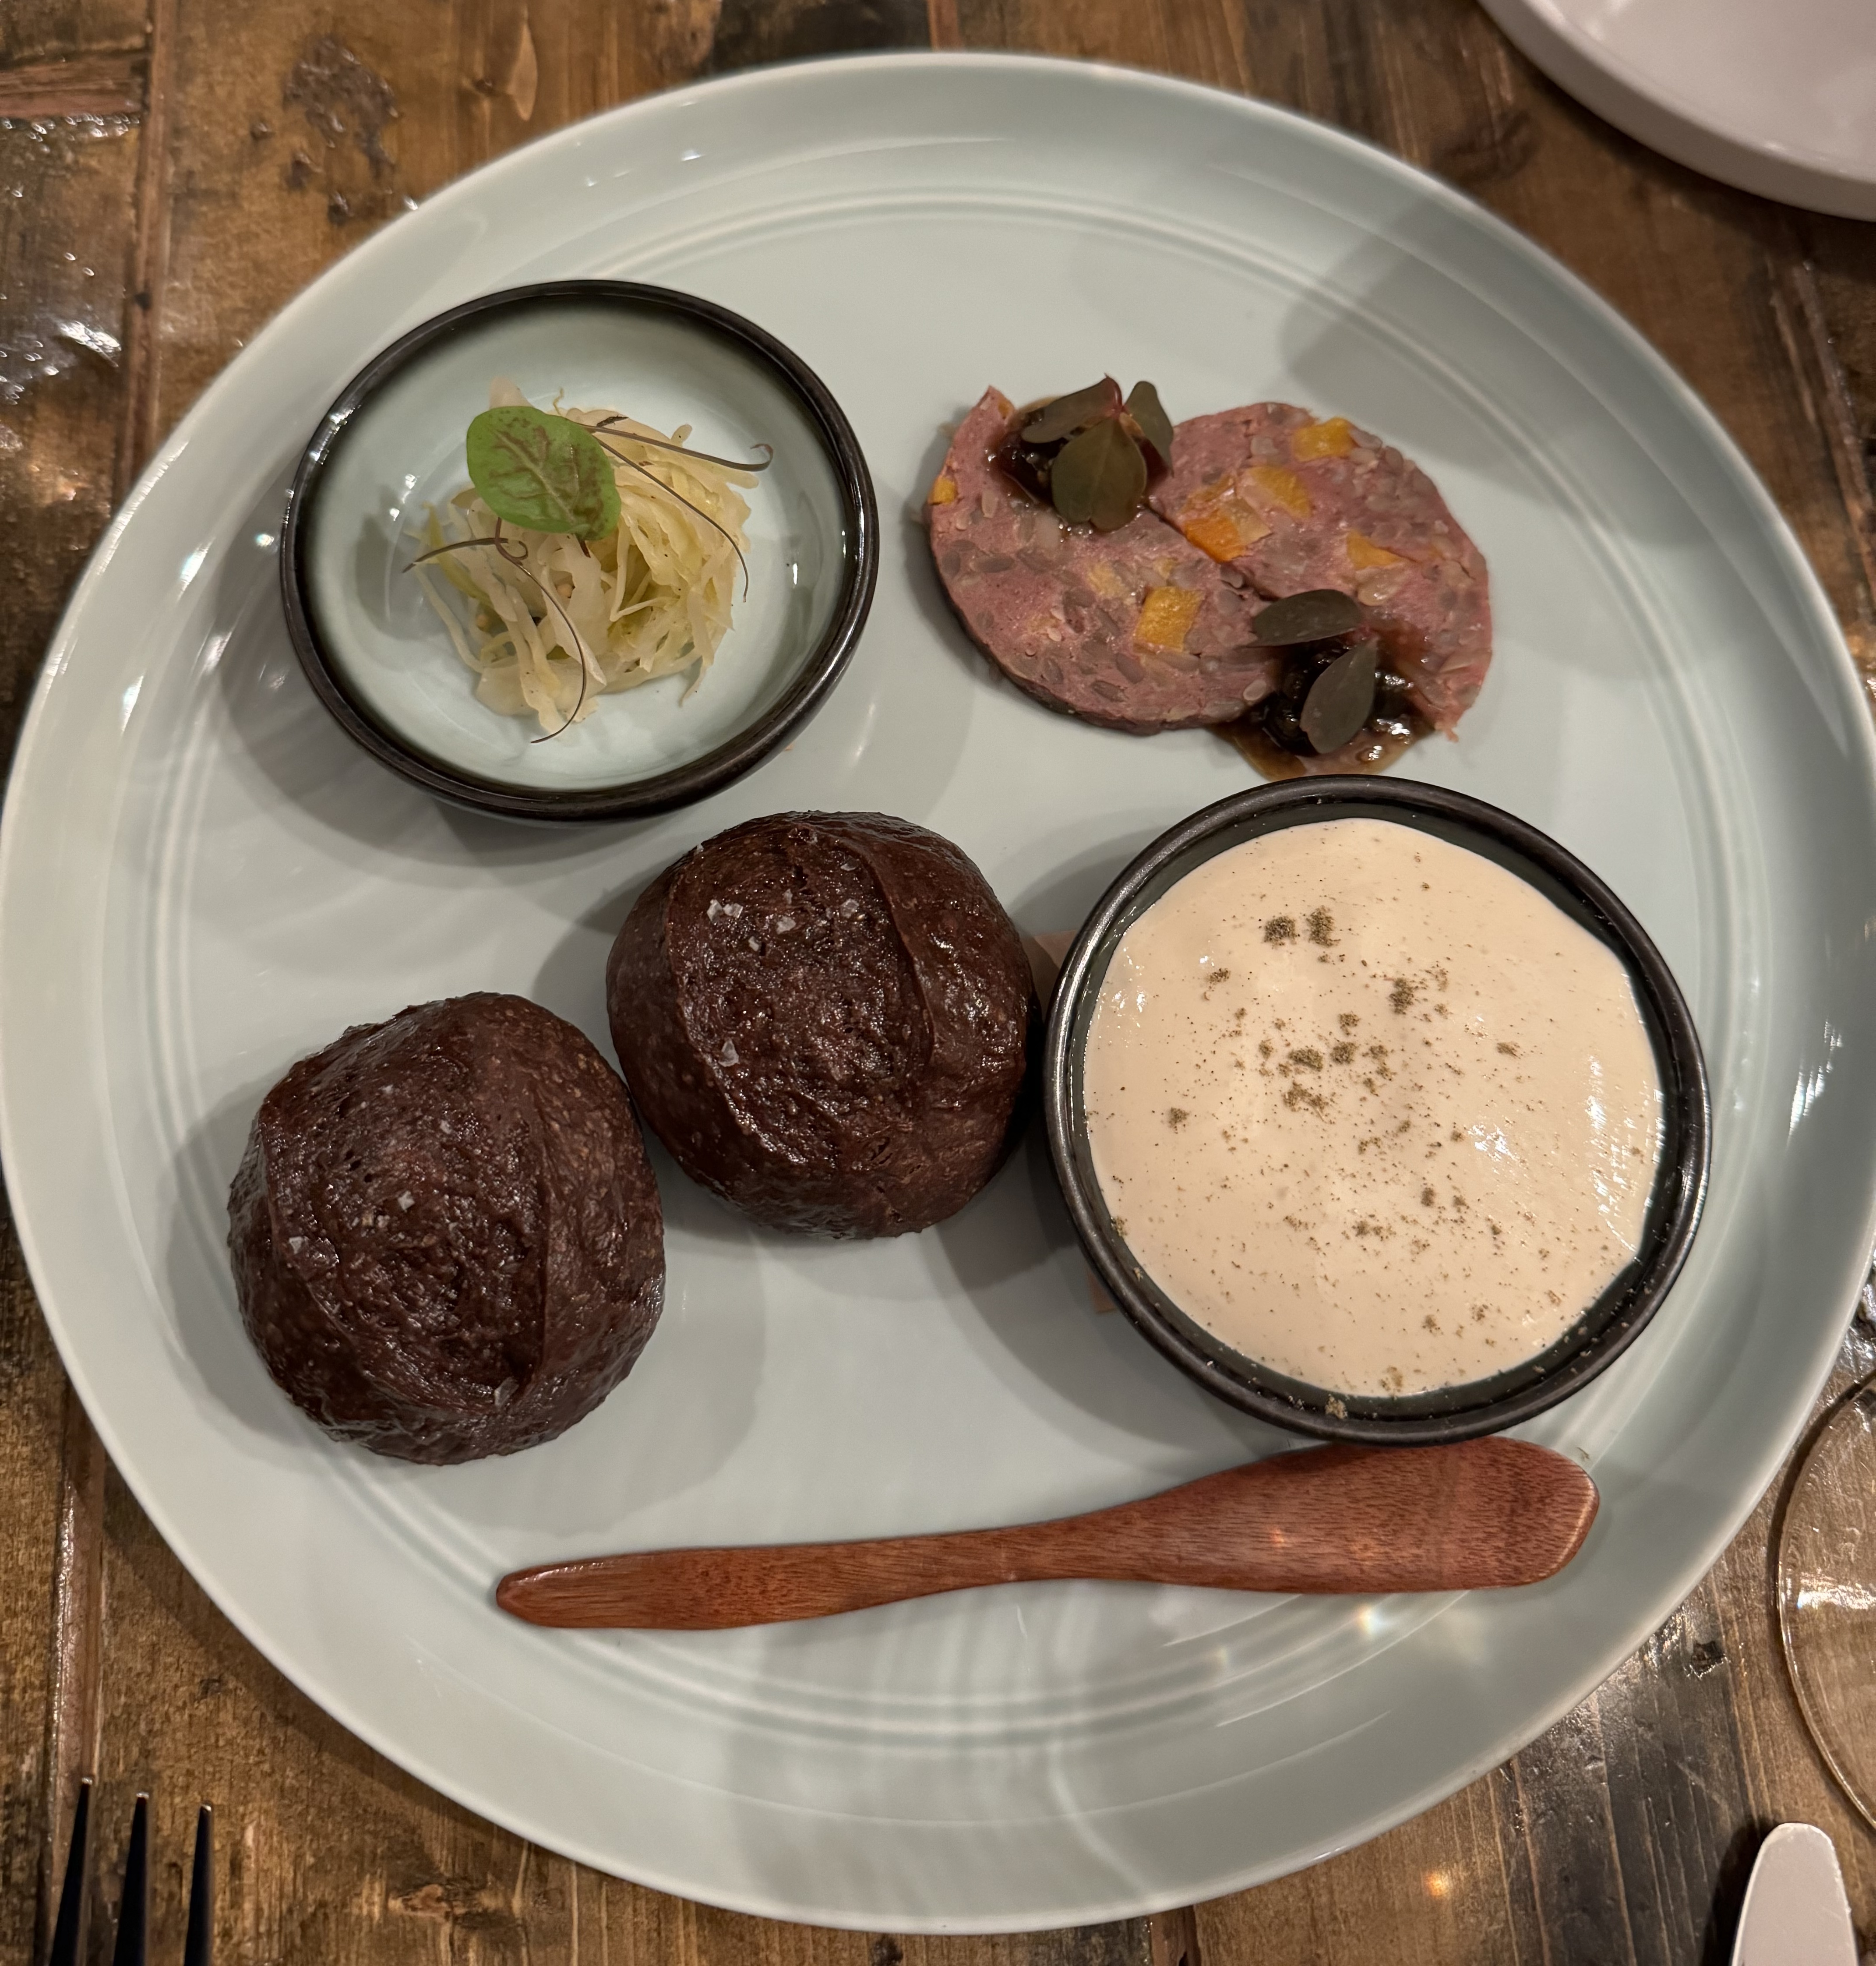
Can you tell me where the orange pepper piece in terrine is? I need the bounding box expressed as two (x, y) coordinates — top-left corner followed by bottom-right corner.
(1345, 529), (1404, 569)
(1179, 483), (1273, 563)
(1246, 463), (1314, 518)
(1291, 415), (1355, 461)
(1135, 586), (1206, 654)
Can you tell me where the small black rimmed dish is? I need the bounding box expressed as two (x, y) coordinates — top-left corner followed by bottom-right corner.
(1044, 777), (1710, 1446)
(280, 281), (877, 823)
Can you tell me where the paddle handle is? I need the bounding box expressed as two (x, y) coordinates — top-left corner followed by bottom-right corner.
(496, 1438), (1598, 1629)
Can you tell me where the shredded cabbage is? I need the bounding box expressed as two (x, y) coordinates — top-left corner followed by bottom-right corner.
(410, 378), (755, 735)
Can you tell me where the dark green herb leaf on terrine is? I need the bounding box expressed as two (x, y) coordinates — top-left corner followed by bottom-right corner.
(1123, 379), (1174, 472)
(1050, 416), (1149, 533)
(1252, 588), (1366, 646)
(1299, 637), (1380, 754)
(1021, 377), (1124, 445)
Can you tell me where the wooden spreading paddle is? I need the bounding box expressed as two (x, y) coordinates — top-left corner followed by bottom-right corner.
(495, 1437), (1598, 1630)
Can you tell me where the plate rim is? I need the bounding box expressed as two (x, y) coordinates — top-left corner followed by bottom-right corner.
(4, 48), (1873, 1931)
(1478, 0), (1876, 221)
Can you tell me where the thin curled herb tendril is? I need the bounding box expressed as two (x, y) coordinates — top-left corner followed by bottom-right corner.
(402, 532), (595, 741)
(593, 436), (751, 600)
(528, 573), (592, 741)
(402, 530), (532, 572)
(405, 535), (498, 569)
(586, 416), (773, 474)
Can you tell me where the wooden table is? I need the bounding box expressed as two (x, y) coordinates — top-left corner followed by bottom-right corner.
(4, 3), (1875, 1959)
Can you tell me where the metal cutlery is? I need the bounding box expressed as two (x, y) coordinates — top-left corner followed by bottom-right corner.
(47, 1780), (212, 1966)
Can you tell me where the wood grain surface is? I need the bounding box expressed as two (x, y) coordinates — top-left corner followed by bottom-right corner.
(496, 1443), (1601, 1627)
(2, 0), (1874, 1960)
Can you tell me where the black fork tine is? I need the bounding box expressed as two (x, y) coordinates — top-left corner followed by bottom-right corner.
(110, 1794), (148, 1966)
(46, 1777), (91, 1966)
(182, 1805), (213, 1966)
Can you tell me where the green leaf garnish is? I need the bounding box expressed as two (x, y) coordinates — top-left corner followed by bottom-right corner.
(1049, 417), (1148, 532)
(1252, 588), (1365, 646)
(1022, 377), (1123, 446)
(1299, 636), (1379, 753)
(465, 405), (621, 541)
(1124, 380), (1174, 471)
(996, 376), (1171, 531)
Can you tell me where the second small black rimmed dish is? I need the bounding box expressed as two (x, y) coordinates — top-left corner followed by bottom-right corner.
(280, 281), (877, 822)
(1044, 777), (1711, 1447)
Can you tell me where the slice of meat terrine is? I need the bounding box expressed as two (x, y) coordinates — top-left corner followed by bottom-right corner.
(927, 388), (1278, 734)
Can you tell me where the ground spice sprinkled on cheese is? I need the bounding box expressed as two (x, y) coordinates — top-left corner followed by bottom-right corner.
(1082, 818), (1664, 1394)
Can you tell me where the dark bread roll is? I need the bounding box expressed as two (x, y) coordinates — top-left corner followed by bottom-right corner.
(608, 812), (1037, 1237)
(227, 992), (663, 1464)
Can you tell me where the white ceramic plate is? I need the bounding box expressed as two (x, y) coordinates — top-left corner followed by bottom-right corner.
(1481, 0), (1876, 219)
(4, 53), (1875, 1932)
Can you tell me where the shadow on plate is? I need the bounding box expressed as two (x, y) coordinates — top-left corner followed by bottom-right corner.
(208, 476), (653, 871)
(164, 1068), (767, 1524)
(1007, 825), (1170, 953)
(418, 1133), (770, 1534)
(934, 1123), (1288, 1460)
(1267, 202), (1739, 654)
(529, 884), (642, 1057)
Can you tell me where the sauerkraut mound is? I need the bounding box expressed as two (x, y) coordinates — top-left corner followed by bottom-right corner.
(411, 380), (756, 735)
